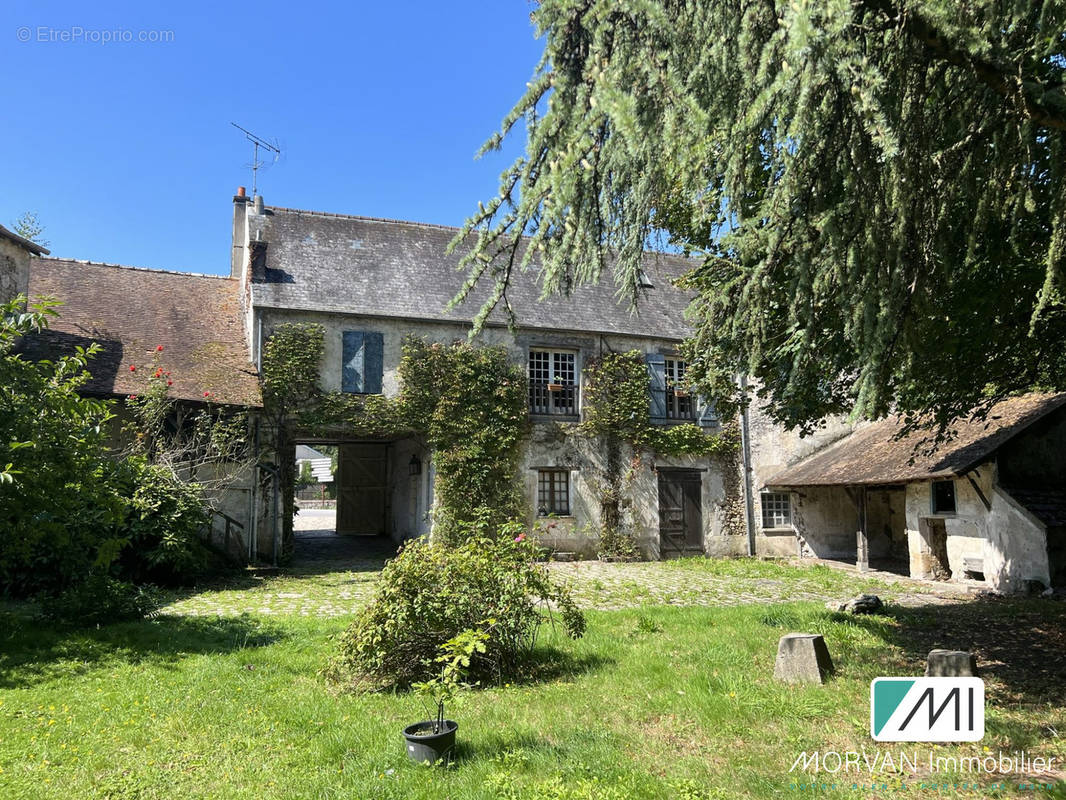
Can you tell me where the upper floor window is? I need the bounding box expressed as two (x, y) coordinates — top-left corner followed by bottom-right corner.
(528, 349), (578, 416)
(761, 491), (792, 529)
(932, 480), (956, 514)
(665, 358), (695, 420)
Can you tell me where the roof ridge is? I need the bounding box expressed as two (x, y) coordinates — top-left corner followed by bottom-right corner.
(265, 205), (463, 233)
(36, 256), (235, 281)
(264, 205), (697, 264)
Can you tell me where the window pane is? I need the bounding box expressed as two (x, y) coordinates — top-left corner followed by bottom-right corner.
(760, 492), (791, 528)
(537, 470), (570, 515)
(932, 480), (956, 514)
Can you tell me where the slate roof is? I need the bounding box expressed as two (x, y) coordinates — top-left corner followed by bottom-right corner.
(248, 206), (699, 340)
(295, 444), (325, 461)
(767, 394), (1066, 487)
(0, 223), (49, 255)
(25, 258), (261, 407)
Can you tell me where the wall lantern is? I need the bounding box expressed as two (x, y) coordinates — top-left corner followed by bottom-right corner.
(409, 455), (422, 476)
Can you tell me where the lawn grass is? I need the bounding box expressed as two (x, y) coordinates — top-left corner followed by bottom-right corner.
(1, 595), (1064, 799)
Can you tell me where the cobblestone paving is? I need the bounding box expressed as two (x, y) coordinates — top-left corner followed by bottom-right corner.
(161, 509), (972, 618)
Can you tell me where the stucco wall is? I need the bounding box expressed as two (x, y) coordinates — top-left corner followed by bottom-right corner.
(904, 463), (1051, 592)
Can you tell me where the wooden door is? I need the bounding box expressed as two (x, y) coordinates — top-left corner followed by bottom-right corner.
(336, 444), (388, 535)
(658, 471), (703, 558)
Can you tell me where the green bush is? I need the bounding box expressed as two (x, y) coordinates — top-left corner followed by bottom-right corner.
(40, 574), (161, 626)
(113, 457), (218, 585)
(325, 521), (586, 690)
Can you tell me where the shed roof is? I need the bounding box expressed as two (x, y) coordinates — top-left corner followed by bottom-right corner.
(767, 394), (1066, 488)
(248, 206), (698, 340)
(25, 258), (261, 407)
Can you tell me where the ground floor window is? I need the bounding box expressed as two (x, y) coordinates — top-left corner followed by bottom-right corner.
(932, 479), (957, 514)
(537, 470), (571, 516)
(760, 491), (792, 528)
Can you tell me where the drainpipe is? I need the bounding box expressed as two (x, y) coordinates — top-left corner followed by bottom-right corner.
(738, 374), (757, 557)
(248, 418), (261, 563)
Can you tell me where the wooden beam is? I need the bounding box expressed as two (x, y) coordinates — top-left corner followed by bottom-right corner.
(856, 485), (870, 573)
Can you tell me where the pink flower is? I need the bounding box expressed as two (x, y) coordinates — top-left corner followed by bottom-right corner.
(514, 533), (526, 543)
(203, 391), (211, 398)
(127, 394), (137, 400)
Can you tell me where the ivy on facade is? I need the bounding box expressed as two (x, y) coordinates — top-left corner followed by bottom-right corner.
(261, 325), (527, 545)
(261, 327), (736, 555)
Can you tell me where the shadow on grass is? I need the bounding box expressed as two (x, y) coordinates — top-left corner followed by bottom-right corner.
(0, 612), (285, 690)
(511, 647), (615, 687)
(846, 597), (1066, 698)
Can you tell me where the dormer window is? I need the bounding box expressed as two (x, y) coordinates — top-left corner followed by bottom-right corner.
(638, 269), (654, 288)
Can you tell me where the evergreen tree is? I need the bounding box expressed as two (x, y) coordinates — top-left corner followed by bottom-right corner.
(453, 0), (1066, 435)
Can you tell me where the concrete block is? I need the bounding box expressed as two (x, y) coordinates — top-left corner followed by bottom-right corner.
(925, 649), (979, 677)
(774, 633), (834, 684)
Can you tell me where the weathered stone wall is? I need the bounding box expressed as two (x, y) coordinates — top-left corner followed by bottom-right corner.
(254, 307), (732, 558)
(0, 237), (31, 305)
(905, 463), (1051, 592)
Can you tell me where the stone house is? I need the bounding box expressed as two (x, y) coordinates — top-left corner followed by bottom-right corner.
(13, 190), (1066, 592)
(762, 394), (1066, 593)
(229, 193), (733, 558)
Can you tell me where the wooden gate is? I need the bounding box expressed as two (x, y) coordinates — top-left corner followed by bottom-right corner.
(336, 443), (388, 535)
(657, 470), (703, 558)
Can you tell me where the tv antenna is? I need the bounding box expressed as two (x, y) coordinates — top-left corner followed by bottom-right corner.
(231, 122), (281, 197)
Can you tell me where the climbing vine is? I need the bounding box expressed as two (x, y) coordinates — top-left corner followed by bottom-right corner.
(579, 351), (736, 557)
(261, 325), (528, 546)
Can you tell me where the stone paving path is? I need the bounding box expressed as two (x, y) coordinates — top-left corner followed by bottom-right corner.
(161, 509), (972, 618)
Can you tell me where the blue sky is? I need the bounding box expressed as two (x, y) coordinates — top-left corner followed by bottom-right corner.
(2, 2), (543, 275)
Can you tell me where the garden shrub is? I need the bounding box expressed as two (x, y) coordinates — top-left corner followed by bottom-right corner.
(40, 574), (161, 626)
(325, 520), (586, 690)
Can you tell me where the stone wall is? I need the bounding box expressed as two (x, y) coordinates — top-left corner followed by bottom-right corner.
(254, 307), (732, 558)
(0, 237), (32, 305)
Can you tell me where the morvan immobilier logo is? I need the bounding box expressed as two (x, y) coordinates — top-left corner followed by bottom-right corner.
(871, 677), (984, 742)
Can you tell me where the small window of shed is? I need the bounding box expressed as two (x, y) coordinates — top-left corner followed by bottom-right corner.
(932, 480), (957, 514)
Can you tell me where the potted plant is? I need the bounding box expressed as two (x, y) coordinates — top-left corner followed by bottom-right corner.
(403, 626), (490, 765)
(546, 376), (567, 392)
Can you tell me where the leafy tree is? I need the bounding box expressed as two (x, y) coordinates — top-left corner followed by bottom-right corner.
(453, 0), (1066, 435)
(11, 211), (48, 248)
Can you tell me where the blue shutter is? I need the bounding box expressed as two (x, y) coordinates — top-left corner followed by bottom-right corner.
(645, 353), (667, 423)
(363, 332), (384, 394)
(696, 396), (719, 428)
(342, 331), (384, 394)
(342, 331), (365, 393)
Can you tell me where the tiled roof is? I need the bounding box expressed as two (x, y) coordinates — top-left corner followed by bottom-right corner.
(25, 258), (261, 407)
(767, 394), (1066, 487)
(248, 206), (699, 340)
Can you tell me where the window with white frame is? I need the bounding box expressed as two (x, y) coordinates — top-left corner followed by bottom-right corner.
(528, 349), (578, 416)
(665, 358), (695, 420)
(537, 470), (571, 516)
(760, 491), (792, 528)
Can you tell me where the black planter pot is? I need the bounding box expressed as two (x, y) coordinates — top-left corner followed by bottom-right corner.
(402, 719), (458, 765)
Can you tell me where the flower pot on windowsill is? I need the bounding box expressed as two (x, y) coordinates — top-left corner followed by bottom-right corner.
(546, 383), (565, 392)
(673, 389), (691, 398)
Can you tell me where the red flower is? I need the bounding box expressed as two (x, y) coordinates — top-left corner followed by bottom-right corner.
(167, 380), (173, 386)
(154, 369), (163, 378)
(156, 345), (164, 352)
(203, 391), (211, 397)
(127, 394), (137, 400)
(129, 365), (136, 372)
